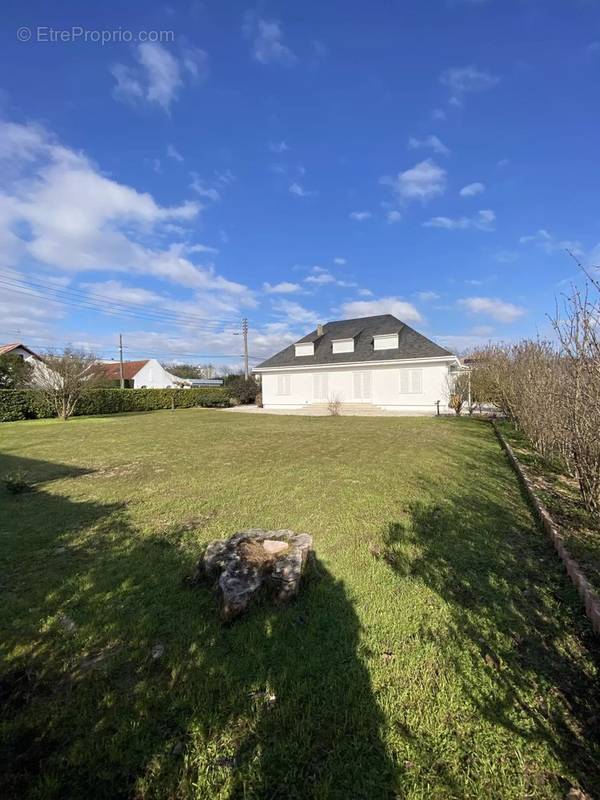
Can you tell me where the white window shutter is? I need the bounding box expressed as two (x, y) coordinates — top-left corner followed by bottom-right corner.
(353, 372), (362, 399)
(411, 369), (423, 394)
(322, 372), (329, 398)
(399, 370), (410, 394)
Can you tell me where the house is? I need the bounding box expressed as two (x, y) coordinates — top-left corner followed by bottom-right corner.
(254, 314), (461, 413)
(0, 342), (44, 365)
(95, 359), (187, 389)
(0, 342), (48, 384)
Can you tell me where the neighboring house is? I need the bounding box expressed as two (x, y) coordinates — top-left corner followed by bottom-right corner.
(0, 342), (47, 384)
(95, 359), (187, 389)
(254, 314), (461, 413)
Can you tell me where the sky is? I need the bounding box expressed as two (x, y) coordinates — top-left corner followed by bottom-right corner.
(1, 0), (599, 370)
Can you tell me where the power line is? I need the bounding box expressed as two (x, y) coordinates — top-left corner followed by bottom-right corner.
(0, 272), (242, 330)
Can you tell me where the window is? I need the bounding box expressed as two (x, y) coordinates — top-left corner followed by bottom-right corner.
(295, 342), (314, 357)
(399, 369), (423, 394)
(353, 371), (372, 400)
(277, 373), (291, 395)
(332, 338), (354, 354)
(313, 372), (329, 400)
(373, 333), (399, 350)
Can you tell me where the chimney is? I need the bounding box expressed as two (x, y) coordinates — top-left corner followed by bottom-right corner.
(317, 323), (324, 337)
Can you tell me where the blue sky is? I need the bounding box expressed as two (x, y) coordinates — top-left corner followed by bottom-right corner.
(1, 0), (599, 368)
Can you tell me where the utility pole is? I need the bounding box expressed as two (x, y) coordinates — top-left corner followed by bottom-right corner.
(119, 333), (124, 389)
(242, 318), (249, 381)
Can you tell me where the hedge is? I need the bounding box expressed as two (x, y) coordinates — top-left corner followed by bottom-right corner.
(0, 387), (231, 422)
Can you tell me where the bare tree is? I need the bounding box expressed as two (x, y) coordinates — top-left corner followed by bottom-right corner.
(551, 281), (600, 511)
(36, 347), (100, 421)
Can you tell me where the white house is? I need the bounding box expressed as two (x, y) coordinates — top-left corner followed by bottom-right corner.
(95, 359), (188, 389)
(0, 342), (49, 384)
(254, 314), (461, 413)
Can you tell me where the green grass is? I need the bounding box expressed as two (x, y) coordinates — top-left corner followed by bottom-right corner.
(1, 410), (599, 800)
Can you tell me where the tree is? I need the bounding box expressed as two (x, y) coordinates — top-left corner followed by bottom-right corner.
(0, 354), (33, 389)
(165, 363), (204, 379)
(36, 347), (100, 420)
(223, 373), (260, 405)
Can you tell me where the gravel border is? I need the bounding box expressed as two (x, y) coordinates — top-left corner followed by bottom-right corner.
(492, 420), (600, 635)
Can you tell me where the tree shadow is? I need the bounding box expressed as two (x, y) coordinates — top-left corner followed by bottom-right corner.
(381, 482), (600, 797)
(1, 455), (397, 799)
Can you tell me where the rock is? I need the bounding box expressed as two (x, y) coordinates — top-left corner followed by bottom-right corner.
(262, 539), (289, 556)
(197, 529), (313, 620)
(151, 643), (164, 660)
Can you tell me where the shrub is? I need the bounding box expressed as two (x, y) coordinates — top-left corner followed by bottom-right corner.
(223, 375), (260, 405)
(0, 387), (231, 422)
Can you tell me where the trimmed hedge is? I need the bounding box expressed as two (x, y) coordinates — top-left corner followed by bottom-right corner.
(0, 387), (231, 422)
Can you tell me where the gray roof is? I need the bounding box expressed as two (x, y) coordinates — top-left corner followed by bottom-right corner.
(255, 314), (454, 369)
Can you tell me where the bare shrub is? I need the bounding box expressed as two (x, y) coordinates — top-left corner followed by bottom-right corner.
(327, 394), (342, 416)
(550, 281), (600, 511)
(466, 266), (600, 512)
(445, 371), (471, 415)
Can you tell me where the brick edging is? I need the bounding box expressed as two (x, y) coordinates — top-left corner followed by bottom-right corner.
(491, 420), (600, 635)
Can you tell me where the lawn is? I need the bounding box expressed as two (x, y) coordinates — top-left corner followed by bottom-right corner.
(1, 410), (599, 800)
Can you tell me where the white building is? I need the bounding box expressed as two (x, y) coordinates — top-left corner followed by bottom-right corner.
(254, 315), (461, 413)
(0, 342), (48, 384)
(96, 359), (188, 389)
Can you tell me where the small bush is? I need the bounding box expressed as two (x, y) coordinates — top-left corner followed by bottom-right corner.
(0, 387), (231, 422)
(223, 375), (260, 405)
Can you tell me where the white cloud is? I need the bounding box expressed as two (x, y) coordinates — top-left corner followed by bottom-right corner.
(432, 108), (447, 121)
(82, 279), (163, 306)
(380, 159), (446, 203)
(190, 173), (220, 201)
(333, 257), (346, 265)
(289, 182), (315, 197)
(357, 288), (373, 297)
(111, 43), (208, 112)
(244, 16), (297, 66)
(417, 291), (440, 301)
(458, 296), (525, 322)
(459, 182), (485, 197)
(519, 228), (584, 257)
(304, 266), (356, 289)
(408, 135), (450, 155)
(305, 270), (336, 285)
(269, 140), (289, 153)
(0, 120), (255, 312)
(387, 210), (402, 224)
(423, 209), (496, 232)
(340, 297), (421, 322)
(349, 210), (372, 221)
(263, 281), (302, 294)
(272, 299), (319, 325)
(167, 144), (184, 162)
(440, 65), (499, 106)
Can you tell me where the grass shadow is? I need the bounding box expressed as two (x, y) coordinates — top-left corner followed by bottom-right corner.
(1, 454), (397, 799)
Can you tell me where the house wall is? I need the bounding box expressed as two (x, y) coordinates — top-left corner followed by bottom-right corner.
(8, 346), (49, 387)
(133, 359), (182, 389)
(258, 360), (454, 412)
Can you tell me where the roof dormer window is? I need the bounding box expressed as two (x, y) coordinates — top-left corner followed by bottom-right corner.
(332, 338), (354, 354)
(373, 333), (399, 350)
(295, 342), (314, 357)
